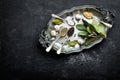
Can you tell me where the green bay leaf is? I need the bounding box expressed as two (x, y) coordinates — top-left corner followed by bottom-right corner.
(86, 26), (92, 33)
(76, 24), (86, 31)
(78, 31), (88, 37)
(52, 19), (63, 25)
(92, 19), (99, 26)
(68, 40), (78, 47)
(85, 37), (99, 46)
(82, 19), (97, 33)
(92, 20), (107, 38)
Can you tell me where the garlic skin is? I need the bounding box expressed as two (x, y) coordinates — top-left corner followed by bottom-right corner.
(65, 16), (73, 20)
(65, 16), (75, 26)
(50, 30), (57, 36)
(66, 20), (75, 26)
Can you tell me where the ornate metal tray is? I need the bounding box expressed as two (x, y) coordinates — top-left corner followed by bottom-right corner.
(39, 5), (114, 54)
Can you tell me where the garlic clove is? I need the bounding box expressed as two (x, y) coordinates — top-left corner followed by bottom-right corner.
(51, 37), (55, 40)
(75, 14), (81, 20)
(54, 25), (61, 31)
(75, 44), (80, 48)
(50, 30), (57, 36)
(78, 38), (85, 44)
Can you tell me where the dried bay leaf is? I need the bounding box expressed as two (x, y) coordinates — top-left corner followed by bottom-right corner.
(52, 19), (63, 25)
(68, 40), (78, 47)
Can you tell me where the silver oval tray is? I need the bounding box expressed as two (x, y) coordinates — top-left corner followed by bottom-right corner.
(39, 5), (114, 54)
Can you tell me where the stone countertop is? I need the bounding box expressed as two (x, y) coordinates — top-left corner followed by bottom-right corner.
(0, 0), (120, 80)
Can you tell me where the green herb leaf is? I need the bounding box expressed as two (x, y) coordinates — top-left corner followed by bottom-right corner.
(85, 37), (99, 46)
(82, 19), (107, 38)
(86, 26), (92, 33)
(78, 31), (88, 37)
(92, 19), (99, 26)
(76, 24), (86, 31)
(82, 19), (97, 33)
(52, 19), (63, 25)
(92, 20), (107, 38)
(68, 40), (78, 47)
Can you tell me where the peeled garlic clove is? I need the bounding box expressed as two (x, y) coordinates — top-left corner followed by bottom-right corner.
(51, 37), (55, 40)
(50, 30), (57, 36)
(75, 44), (80, 48)
(75, 14), (81, 20)
(78, 38), (85, 44)
(54, 25), (61, 31)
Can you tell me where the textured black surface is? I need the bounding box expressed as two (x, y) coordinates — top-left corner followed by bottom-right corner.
(0, 0), (120, 80)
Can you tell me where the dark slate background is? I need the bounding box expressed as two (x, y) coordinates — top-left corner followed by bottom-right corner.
(0, 0), (120, 80)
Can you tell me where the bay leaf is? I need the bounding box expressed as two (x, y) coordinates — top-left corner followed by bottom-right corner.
(52, 19), (63, 25)
(76, 24), (86, 31)
(68, 40), (78, 47)
(86, 26), (92, 33)
(85, 37), (99, 46)
(78, 31), (88, 37)
(82, 19), (97, 33)
(92, 20), (107, 38)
